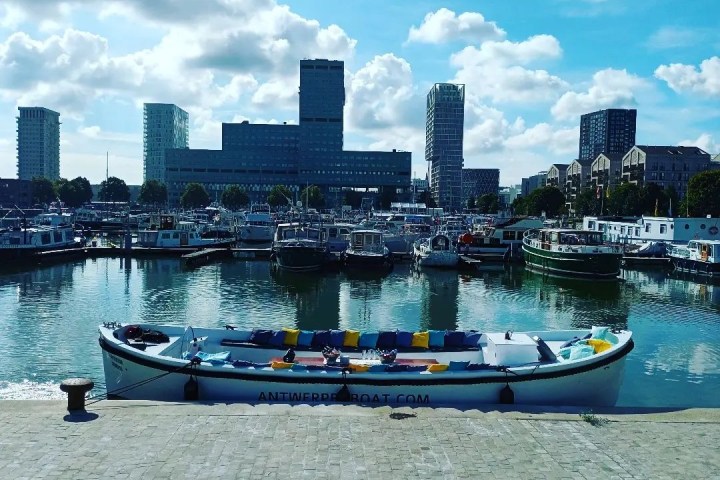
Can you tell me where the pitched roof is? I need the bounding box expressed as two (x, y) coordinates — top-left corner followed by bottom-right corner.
(634, 145), (709, 156)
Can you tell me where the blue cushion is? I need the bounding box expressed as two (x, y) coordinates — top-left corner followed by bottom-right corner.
(429, 330), (445, 348)
(368, 364), (386, 372)
(297, 330), (314, 347)
(358, 332), (379, 348)
(194, 351), (231, 365)
(249, 329), (272, 345)
(463, 331), (482, 347)
(385, 364), (409, 372)
(376, 331), (397, 349)
(312, 330), (331, 347)
(444, 331), (465, 348)
(291, 363), (308, 371)
(466, 363), (492, 371)
(252, 362), (271, 368)
(330, 329), (345, 348)
(268, 330), (286, 347)
(396, 331), (413, 348)
(232, 360), (254, 368)
(407, 365), (428, 372)
(448, 360), (470, 371)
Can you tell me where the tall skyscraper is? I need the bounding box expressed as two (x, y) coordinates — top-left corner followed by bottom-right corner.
(143, 103), (189, 183)
(425, 83), (465, 211)
(16, 107), (60, 181)
(579, 108), (637, 162)
(298, 59), (345, 152)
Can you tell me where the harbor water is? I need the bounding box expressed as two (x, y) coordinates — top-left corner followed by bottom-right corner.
(0, 257), (718, 407)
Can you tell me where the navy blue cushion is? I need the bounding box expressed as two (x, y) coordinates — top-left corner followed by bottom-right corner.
(232, 360), (254, 368)
(444, 331), (465, 348)
(376, 331), (397, 349)
(312, 330), (331, 347)
(249, 329), (273, 345)
(407, 365), (428, 372)
(463, 331), (482, 347)
(330, 329), (345, 348)
(396, 331), (413, 348)
(268, 330), (286, 347)
(466, 363), (493, 371)
(385, 364), (409, 372)
(448, 360), (469, 371)
(297, 330), (314, 347)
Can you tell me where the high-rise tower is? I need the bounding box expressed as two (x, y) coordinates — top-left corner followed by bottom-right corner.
(579, 108), (636, 162)
(16, 107), (60, 181)
(425, 83), (465, 211)
(298, 59), (345, 153)
(143, 103), (189, 183)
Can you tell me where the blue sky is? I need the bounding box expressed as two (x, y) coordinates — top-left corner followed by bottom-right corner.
(0, 0), (718, 186)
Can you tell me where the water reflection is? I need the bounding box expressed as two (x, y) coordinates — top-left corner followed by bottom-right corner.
(415, 266), (459, 331)
(270, 266), (340, 330)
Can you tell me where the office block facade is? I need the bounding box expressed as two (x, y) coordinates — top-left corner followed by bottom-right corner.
(521, 171), (547, 197)
(546, 164), (569, 189)
(16, 107), (60, 181)
(164, 59), (410, 207)
(565, 159), (593, 212)
(425, 83), (465, 211)
(579, 108), (636, 162)
(462, 168), (499, 201)
(622, 145), (711, 198)
(143, 103), (189, 183)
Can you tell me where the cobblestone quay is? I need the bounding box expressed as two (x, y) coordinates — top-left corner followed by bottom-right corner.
(2, 401), (719, 479)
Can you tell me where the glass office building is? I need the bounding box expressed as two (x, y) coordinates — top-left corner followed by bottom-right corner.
(579, 108), (636, 162)
(164, 59), (410, 207)
(462, 168), (499, 202)
(16, 107), (60, 181)
(425, 83), (465, 211)
(143, 103), (189, 183)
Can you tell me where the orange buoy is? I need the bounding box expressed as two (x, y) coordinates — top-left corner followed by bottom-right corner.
(461, 232), (473, 245)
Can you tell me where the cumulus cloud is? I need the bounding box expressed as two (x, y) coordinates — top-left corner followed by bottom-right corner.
(654, 57), (720, 97)
(406, 8), (505, 44)
(551, 68), (646, 120)
(450, 35), (567, 103)
(645, 26), (704, 50)
(679, 133), (719, 154)
(504, 123), (578, 154)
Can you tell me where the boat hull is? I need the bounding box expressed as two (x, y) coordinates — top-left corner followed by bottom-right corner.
(273, 243), (329, 272)
(523, 243), (622, 279)
(670, 256), (720, 277)
(414, 249), (459, 268)
(100, 335), (632, 407)
(342, 250), (392, 270)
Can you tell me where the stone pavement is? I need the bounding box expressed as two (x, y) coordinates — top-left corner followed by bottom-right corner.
(2, 401), (720, 480)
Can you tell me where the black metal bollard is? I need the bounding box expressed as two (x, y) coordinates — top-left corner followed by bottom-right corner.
(60, 378), (94, 411)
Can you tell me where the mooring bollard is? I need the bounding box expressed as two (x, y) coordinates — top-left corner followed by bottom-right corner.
(60, 378), (94, 411)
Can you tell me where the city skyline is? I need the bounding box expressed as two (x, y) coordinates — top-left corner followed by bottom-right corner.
(0, 0), (718, 186)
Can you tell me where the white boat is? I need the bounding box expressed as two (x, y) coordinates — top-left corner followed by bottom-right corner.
(341, 230), (392, 270)
(238, 205), (275, 244)
(99, 323), (633, 407)
(458, 216), (545, 257)
(668, 239), (720, 277)
(0, 224), (82, 263)
(413, 233), (459, 268)
(136, 214), (235, 249)
(271, 223), (330, 272)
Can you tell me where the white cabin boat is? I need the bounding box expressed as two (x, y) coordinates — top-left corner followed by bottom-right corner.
(238, 205), (275, 244)
(0, 224), (81, 263)
(99, 323), (633, 407)
(136, 214), (235, 249)
(413, 233), (459, 268)
(342, 230), (392, 270)
(668, 239), (720, 277)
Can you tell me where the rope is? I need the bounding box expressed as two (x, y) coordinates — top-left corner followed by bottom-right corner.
(85, 359), (197, 405)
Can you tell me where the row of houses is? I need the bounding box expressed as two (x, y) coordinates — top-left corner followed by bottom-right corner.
(522, 146), (720, 212)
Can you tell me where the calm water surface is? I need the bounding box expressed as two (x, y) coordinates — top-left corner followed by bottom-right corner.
(0, 257), (718, 407)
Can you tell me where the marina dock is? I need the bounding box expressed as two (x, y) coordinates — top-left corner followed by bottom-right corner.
(2, 400), (719, 478)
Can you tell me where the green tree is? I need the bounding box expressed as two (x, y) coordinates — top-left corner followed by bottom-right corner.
(267, 185), (293, 208)
(221, 185), (249, 210)
(606, 183), (642, 216)
(477, 193), (499, 214)
(55, 177), (93, 208)
(31, 177), (56, 205)
(686, 170), (720, 217)
(98, 176), (130, 203)
(138, 180), (168, 207)
(524, 186), (565, 217)
(512, 196), (527, 216)
(343, 190), (362, 209)
(379, 186), (397, 210)
(180, 183), (210, 208)
(466, 196), (476, 210)
(572, 188), (598, 216)
(300, 185), (324, 209)
(641, 183), (669, 216)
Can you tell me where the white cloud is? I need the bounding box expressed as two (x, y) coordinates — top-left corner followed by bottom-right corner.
(504, 123), (578, 155)
(654, 57), (720, 97)
(407, 8), (505, 45)
(450, 35), (567, 103)
(645, 26), (704, 50)
(551, 68), (646, 120)
(679, 133), (719, 154)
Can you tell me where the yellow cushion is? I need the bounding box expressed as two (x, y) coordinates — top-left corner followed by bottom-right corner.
(282, 328), (300, 346)
(271, 361), (293, 369)
(344, 330), (360, 348)
(587, 339), (612, 354)
(350, 364), (369, 372)
(427, 364), (448, 372)
(411, 331), (430, 349)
